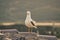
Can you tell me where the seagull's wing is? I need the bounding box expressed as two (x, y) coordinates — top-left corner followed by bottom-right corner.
(30, 19), (36, 26)
(31, 21), (35, 26)
(30, 20), (37, 28)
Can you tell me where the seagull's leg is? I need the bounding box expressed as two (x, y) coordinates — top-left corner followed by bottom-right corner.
(28, 28), (30, 32)
(30, 28), (32, 32)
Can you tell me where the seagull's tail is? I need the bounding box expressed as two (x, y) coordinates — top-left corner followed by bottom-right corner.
(33, 26), (37, 28)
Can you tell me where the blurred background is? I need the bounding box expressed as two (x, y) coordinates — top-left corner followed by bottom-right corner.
(0, 0), (60, 38)
(0, 0), (60, 22)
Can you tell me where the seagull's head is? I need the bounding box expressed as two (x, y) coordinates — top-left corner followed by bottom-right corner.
(27, 11), (31, 15)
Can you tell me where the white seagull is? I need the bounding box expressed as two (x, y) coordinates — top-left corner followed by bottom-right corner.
(25, 11), (37, 32)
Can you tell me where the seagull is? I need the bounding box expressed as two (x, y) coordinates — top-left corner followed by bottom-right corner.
(25, 11), (37, 32)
